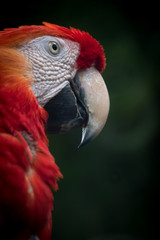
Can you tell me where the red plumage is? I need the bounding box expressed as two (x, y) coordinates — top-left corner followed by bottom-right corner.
(0, 85), (62, 239)
(0, 22), (106, 239)
(0, 35), (62, 238)
(0, 22), (106, 72)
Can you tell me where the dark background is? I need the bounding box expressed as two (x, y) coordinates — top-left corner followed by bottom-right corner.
(0, 1), (159, 239)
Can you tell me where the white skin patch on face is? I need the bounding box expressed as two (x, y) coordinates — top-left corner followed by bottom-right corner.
(18, 36), (80, 106)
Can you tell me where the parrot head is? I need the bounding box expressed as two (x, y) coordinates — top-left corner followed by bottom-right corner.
(0, 22), (110, 146)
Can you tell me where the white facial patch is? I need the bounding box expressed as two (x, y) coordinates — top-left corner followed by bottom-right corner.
(18, 36), (80, 106)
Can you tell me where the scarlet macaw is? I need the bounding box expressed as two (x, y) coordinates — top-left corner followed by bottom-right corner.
(0, 22), (109, 240)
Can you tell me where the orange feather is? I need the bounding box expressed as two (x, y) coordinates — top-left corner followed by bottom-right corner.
(0, 24), (63, 239)
(0, 22), (106, 239)
(0, 22), (106, 72)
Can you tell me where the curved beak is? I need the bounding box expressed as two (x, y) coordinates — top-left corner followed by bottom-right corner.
(77, 67), (110, 147)
(44, 67), (110, 147)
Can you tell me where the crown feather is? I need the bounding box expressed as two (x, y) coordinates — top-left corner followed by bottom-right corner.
(0, 22), (106, 72)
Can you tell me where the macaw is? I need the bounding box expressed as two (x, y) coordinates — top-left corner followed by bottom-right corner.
(0, 22), (110, 240)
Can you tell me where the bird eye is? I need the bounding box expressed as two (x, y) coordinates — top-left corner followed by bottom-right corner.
(48, 41), (60, 55)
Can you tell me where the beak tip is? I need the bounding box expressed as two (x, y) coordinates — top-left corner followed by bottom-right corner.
(78, 139), (89, 148)
(78, 128), (87, 148)
(77, 67), (109, 148)
(78, 127), (94, 148)
(78, 138), (90, 148)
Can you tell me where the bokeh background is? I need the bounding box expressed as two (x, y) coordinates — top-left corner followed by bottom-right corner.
(0, 1), (159, 239)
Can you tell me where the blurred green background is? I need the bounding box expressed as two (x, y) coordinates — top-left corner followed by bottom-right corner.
(0, 1), (159, 239)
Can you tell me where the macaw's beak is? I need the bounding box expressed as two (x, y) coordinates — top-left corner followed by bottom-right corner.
(44, 67), (110, 147)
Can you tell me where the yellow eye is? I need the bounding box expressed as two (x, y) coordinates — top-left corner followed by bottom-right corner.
(48, 41), (60, 55)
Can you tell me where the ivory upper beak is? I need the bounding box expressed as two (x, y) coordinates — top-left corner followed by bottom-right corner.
(78, 67), (110, 147)
(44, 66), (109, 147)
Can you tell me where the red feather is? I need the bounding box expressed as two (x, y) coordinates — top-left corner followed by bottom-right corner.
(0, 22), (105, 239)
(0, 37), (62, 238)
(0, 22), (106, 72)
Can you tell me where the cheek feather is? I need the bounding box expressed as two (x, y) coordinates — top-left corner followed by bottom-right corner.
(1, 22), (106, 73)
(68, 27), (106, 72)
(18, 36), (80, 107)
(76, 39), (106, 72)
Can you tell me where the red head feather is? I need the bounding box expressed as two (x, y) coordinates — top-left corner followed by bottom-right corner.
(0, 23), (106, 239)
(0, 22), (106, 72)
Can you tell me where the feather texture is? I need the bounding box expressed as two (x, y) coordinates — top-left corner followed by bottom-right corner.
(0, 22), (106, 239)
(0, 22), (106, 72)
(0, 41), (62, 239)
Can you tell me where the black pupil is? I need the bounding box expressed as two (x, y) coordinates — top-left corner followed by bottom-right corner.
(52, 43), (58, 51)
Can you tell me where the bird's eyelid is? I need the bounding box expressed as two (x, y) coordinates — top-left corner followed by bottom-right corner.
(47, 37), (64, 49)
(48, 41), (60, 55)
(36, 36), (62, 57)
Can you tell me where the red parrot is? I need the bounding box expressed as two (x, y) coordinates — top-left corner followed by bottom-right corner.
(0, 22), (110, 240)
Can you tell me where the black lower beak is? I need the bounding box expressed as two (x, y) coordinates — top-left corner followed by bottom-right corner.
(44, 67), (109, 147)
(44, 77), (88, 134)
